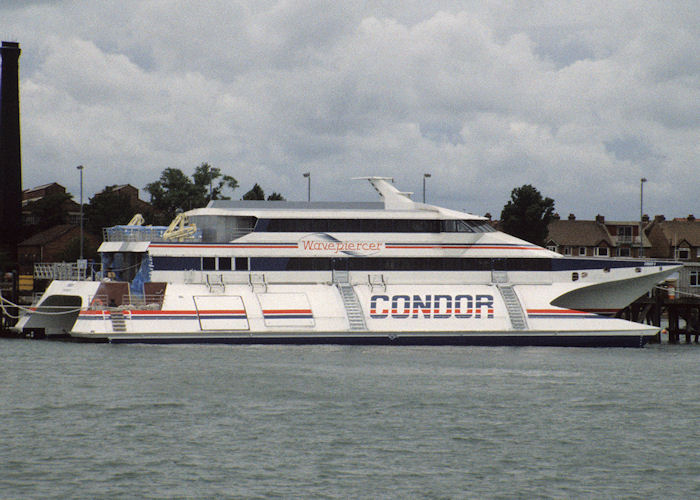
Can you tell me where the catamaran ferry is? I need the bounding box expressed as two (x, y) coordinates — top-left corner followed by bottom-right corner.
(15, 177), (680, 346)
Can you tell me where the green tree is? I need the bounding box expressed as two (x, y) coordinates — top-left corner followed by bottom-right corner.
(145, 168), (205, 222)
(145, 165), (240, 223)
(241, 184), (287, 201)
(242, 183), (266, 200)
(192, 163), (239, 202)
(499, 184), (555, 246)
(267, 192), (285, 201)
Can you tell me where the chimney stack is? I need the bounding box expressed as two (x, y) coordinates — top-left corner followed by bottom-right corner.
(0, 41), (22, 270)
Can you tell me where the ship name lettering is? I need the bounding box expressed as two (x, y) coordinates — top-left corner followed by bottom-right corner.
(301, 240), (382, 253)
(369, 294), (494, 319)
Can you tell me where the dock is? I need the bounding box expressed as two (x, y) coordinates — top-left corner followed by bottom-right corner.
(620, 286), (700, 343)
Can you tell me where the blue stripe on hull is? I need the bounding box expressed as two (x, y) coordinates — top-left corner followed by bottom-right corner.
(108, 334), (649, 348)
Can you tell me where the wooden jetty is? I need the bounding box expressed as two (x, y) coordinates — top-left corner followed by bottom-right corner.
(620, 286), (700, 344)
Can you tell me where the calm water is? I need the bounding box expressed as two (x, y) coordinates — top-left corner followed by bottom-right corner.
(1, 339), (699, 499)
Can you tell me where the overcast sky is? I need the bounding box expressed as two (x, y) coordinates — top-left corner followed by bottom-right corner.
(2, 0), (698, 220)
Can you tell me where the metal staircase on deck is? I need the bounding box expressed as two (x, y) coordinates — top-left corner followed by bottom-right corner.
(109, 311), (127, 332)
(497, 285), (528, 330)
(333, 270), (367, 331)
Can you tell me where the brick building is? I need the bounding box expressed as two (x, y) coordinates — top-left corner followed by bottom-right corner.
(17, 224), (100, 273)
(544, 214), (651, 258)
(22, 182), (81, 226)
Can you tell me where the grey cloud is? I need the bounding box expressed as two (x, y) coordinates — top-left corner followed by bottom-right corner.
(7, 1), (700, 220)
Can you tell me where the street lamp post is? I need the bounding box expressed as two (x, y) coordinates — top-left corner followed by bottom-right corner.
(303, 172), (310, 202)
(423, 173), (431, 203)
(77, 165), (84, 261)
(639, 177), (647, 258)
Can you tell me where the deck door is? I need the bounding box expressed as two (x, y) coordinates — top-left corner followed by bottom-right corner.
(256, 293), (315, 327)
(193, 295), (249, 331)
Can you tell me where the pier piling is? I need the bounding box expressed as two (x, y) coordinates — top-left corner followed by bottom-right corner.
(623, 287), (700, 344)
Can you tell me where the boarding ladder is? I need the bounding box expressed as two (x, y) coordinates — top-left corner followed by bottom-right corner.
(333, 270), (367, 331)
(109, 310), (127, 332)
(497, 285), (528, 330)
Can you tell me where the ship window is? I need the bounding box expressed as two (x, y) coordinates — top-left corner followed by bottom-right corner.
(572, 272), (579, 281)
(244, 257), (551, 272)
(257, 218), (444, 233)
(150, 256), (200, 270)
(219, 257), (232, 271)
(442, 220), (457, 232)
(476, 221), (496, 232)
(202, 257), (216, 270)
(409, 220), (429, 232)
(151, 256), (560, 273)
(438, 220), (496, 233)
(457, 221), (474, 232)
(327, 219), (348, 232)
(375, 220), (394, 232)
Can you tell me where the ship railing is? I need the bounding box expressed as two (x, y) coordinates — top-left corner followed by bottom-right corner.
(88, 294), (109, 310)
(121, 294), (165, 310)
(248, 273), (267, 292)
(87, 294), (165, 310)
(368, 273), (386, 292)
(206, 274), (226, 293)
(102, 226), (202, 243)
(34, 262), (90, 281)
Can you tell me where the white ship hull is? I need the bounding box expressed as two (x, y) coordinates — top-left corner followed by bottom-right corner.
(18, 267), (670, 347)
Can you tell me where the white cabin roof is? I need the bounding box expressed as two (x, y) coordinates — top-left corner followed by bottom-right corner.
(190, 178), (486, 221)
